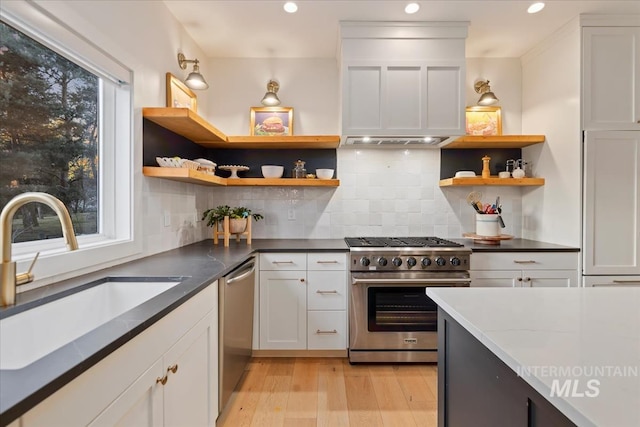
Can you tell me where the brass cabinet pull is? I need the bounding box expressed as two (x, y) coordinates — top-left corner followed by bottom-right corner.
(316, 329), (338, 334)
(316, 260), (339, 264)
(316, 290), (338, 294)
(156, 375), (168, 385)
(513, 260), (537, 264)
(272, 261), (295, 264)
(168, 364), (178, 374)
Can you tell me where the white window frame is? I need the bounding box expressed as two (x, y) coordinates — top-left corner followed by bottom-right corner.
(1, 1), (140, 287)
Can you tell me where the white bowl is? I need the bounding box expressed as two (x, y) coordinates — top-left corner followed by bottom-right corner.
(261, 165), (284, 178)
(316, 168), (334, 180)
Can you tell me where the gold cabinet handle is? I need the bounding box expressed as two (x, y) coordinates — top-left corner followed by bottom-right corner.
(272, 261), (295, 264)
(316, 329), (338, 334)
(513, 260), (537, 264)
(168, 364), (178, 374)
(316, 260), (339, 264)
(156, 375), (168, 385)
(316, 290), (338, 294)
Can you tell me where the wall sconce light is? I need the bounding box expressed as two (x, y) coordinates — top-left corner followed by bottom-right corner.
(474, 79), (499, 106)
(177, 53), (209, 90)
(261, 80), (281, 106)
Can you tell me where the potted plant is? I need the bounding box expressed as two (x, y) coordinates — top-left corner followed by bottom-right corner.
(202, 205), (264, 234)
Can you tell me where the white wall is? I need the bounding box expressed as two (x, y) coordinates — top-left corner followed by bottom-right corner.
(520, 18), (582, 246)
(203, 57), (524, 239)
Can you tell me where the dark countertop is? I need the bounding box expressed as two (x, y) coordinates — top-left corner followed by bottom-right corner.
(0, 236), (574, 424)
(0, 238), (348, 425)
(455, 238), (580, 252)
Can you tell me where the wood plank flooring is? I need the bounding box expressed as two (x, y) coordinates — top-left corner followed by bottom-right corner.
(217, 358), (438, 427)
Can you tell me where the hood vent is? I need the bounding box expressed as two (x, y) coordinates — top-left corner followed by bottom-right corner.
(343, 136), (453, 148)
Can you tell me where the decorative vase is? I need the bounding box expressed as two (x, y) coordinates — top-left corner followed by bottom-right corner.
(229, 218), (247, 234)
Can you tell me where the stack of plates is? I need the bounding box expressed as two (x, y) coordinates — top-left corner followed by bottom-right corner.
(454, 171), (476, 178)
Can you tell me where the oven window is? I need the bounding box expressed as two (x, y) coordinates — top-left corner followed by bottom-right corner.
(367, 287), (438, 332)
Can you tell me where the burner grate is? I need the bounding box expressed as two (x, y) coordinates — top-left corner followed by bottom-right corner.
(344, 236), (463, 248)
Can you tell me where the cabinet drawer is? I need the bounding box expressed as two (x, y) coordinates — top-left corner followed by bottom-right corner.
(583, 275), (640, 287)
(307, 311), (347, 350)
(307, 252), (348, 271)
(260, 253), (307, 271)
(471, 252), (579, 271)
(307, 271), (347, 310)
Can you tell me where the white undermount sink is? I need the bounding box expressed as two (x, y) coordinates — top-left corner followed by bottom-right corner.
(0, 279), (180, 370)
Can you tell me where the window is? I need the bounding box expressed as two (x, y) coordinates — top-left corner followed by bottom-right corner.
(1, 1), (137, 285)
(1, 21), (99, 243)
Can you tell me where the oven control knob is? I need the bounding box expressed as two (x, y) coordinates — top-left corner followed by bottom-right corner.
(360, 257), (370, 267)
(421, 257), (432, 267)
(436, 257), (446, 267)
(450, 257), (462, 266)
(392, 257), (403, 267)
(406, 257), (417, 268)
(378, 257), (388, 267)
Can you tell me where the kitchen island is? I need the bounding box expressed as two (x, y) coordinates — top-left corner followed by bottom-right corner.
(427, 287), (640, 427)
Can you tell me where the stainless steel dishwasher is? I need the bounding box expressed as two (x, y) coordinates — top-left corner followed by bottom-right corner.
(219, 256), (256, 414)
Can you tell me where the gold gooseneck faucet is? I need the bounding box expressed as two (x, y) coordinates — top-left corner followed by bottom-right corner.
(1, 192), (79, 306)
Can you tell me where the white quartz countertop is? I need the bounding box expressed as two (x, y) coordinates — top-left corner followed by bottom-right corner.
(426, 288), (640, 427)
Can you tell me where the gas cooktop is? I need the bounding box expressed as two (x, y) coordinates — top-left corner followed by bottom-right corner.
(345, 237), (463, 248)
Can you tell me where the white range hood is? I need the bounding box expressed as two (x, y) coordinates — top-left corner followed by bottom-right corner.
(339, 21), (469, 148)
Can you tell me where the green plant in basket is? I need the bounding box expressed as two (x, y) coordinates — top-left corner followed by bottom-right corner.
(202, 205), (264, 228)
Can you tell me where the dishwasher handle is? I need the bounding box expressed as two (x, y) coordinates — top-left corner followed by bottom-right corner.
(226, 259), (256, 285)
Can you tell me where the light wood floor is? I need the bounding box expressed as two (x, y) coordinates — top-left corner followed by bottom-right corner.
(217, 357), (438, 427)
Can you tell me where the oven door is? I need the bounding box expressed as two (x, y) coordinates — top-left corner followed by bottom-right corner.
(349, 271), (470, 353)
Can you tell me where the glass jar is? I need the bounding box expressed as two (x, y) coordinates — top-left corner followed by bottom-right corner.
(292, 160), (306, 178)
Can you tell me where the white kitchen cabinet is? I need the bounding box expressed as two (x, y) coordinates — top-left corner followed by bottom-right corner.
(470, 252), (579, 288)
(258, 252), (347, 351)
(583, 275), (640, 287)
(20, 283), (218, 427)
(582, 26), (640, 130)
(259, 270), (307, 349)
(583, 131), (640, 275)
(342, 61), (465, 137)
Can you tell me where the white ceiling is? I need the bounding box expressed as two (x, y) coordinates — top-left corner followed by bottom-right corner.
(163, 1), (640, 59)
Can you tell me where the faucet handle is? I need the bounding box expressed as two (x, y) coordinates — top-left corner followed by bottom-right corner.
(16, 252), (40, 286)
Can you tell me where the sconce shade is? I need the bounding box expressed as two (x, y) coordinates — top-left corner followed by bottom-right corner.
(177, 53), (209, 90)
(474, 79), (499, 105)
(261, 80), (281, 106)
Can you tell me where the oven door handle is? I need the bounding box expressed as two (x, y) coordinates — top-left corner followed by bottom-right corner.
(352, 278), (471, 285)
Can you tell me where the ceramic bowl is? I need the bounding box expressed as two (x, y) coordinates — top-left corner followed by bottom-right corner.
(316, 169), (334, 180)
(261, 165), (284, 178)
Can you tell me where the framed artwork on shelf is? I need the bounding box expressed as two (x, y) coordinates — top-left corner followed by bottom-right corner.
(465, 106), (502, 136)
(250, 107), (293, 136)
(166, 72), (197, 112)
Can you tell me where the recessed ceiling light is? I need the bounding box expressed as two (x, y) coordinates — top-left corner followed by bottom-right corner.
(405, 3), (420, 14)
(527, 2), (545, 14)
(283, 2), (298, 13)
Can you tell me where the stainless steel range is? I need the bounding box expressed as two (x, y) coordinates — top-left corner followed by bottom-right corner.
(345, 237), (471, 363)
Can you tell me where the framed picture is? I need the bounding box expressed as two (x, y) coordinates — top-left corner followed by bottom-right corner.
(465, 106), (502, 136)
(166, 72), (197, 112)
(250, 107), (293, 136)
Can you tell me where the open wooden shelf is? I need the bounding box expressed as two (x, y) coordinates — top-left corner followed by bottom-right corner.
(143, 167), (339, 187)
(439, 176), (545, 187)
(445, 135), (545, 149)
(143, 108), (226, 143)
(143, 107), (340, 149)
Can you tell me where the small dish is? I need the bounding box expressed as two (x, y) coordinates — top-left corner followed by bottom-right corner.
(455, 171), (476, 178)
(316, 169), (334, 180)
(261, 165), (284, 178)
(498, 171), (511, 179)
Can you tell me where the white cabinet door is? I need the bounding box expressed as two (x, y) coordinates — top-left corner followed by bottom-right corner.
(522, 270), (577, 288)
(470, 270), (518, 287)
(583, 27), (640, 130)
(89, 359), (164, 427)
(342, 61), (465, 136)
(259, 270), (307, 349)
(307, 311), (347, 350)
(584, 131), (640, 275)
(163, 312), (217, 427)
(307, 270), (347, 310)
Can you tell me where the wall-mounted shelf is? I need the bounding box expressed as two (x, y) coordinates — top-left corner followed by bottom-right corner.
(439, 177), (545, 187)
(445, 135), (546, 149)
(143, 167), (340, 187)
(142, 107), (339, 149)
